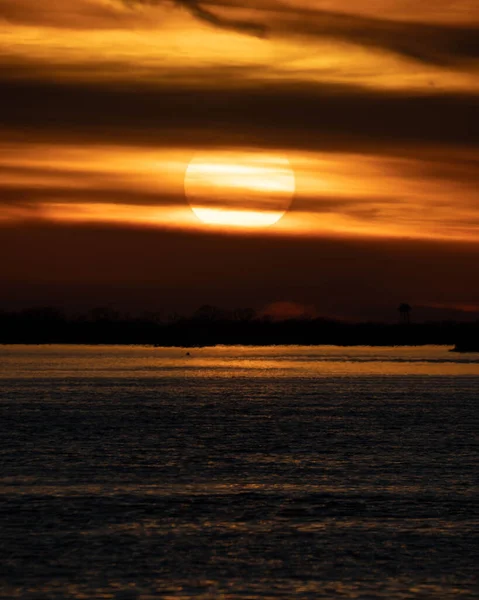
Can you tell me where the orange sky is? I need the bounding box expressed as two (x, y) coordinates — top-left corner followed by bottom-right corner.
(0, 0), (478, 318)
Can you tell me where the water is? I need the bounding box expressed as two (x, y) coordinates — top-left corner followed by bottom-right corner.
(0, 345), (478, 599)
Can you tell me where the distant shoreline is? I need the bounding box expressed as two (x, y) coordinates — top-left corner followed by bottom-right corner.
(0, 341), (474, 351)
(1, 310), (477, 350)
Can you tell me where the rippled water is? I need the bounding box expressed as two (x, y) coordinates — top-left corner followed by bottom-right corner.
(0, 345), (478, 598)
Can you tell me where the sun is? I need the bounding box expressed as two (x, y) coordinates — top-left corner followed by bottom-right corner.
(184, 151), (295, 228)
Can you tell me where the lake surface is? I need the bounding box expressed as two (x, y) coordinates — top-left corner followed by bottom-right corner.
(0, 345), (478, 599)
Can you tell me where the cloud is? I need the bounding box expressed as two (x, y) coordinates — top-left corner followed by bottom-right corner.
(0, 185), (185, 208)
(1, 0), (478, 66)
(2, 139), (478, 242)
(264, 4), (479, 66)
(120, 0), (266, 36)
(1, 78), (477, 155)
(122, 0), (479, 66)
(0, 0), (130, 29)
(175, 0), (266, 37)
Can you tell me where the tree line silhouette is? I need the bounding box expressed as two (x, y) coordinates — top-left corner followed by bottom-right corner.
(0, 305), (477, 348)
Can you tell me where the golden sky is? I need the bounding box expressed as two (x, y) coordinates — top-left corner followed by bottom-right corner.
(0, 0), (478, 317)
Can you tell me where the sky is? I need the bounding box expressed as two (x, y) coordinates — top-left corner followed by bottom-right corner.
(1, 0), (478, 320)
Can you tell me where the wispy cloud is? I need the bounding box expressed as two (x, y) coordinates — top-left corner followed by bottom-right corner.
(3, 0), (477, 67)
(121, 0), (479, 66)
(171, 0), (266, 37)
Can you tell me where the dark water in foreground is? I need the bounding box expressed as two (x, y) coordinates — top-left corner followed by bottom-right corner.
(0, 346), (478, 599)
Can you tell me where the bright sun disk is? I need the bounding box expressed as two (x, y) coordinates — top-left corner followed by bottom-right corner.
(184, 151), (295, 228)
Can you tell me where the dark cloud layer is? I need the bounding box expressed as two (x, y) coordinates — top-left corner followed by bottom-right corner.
(0, 186), (183, 208)
(266, 5), (479, 66)
(1, 78), (477, 155)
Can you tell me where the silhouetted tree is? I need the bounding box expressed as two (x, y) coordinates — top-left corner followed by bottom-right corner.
(140, 310), (164, 324)
(88, 306), (121, 322)
(232, 308), (256, 322)
(193, 305), (224, 322)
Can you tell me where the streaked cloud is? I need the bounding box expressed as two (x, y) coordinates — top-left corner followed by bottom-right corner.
(121, 0), (479, 66)
(1, 141), (478, 241)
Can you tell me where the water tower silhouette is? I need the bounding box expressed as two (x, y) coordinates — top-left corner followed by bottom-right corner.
(398, 303), (412, 324)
